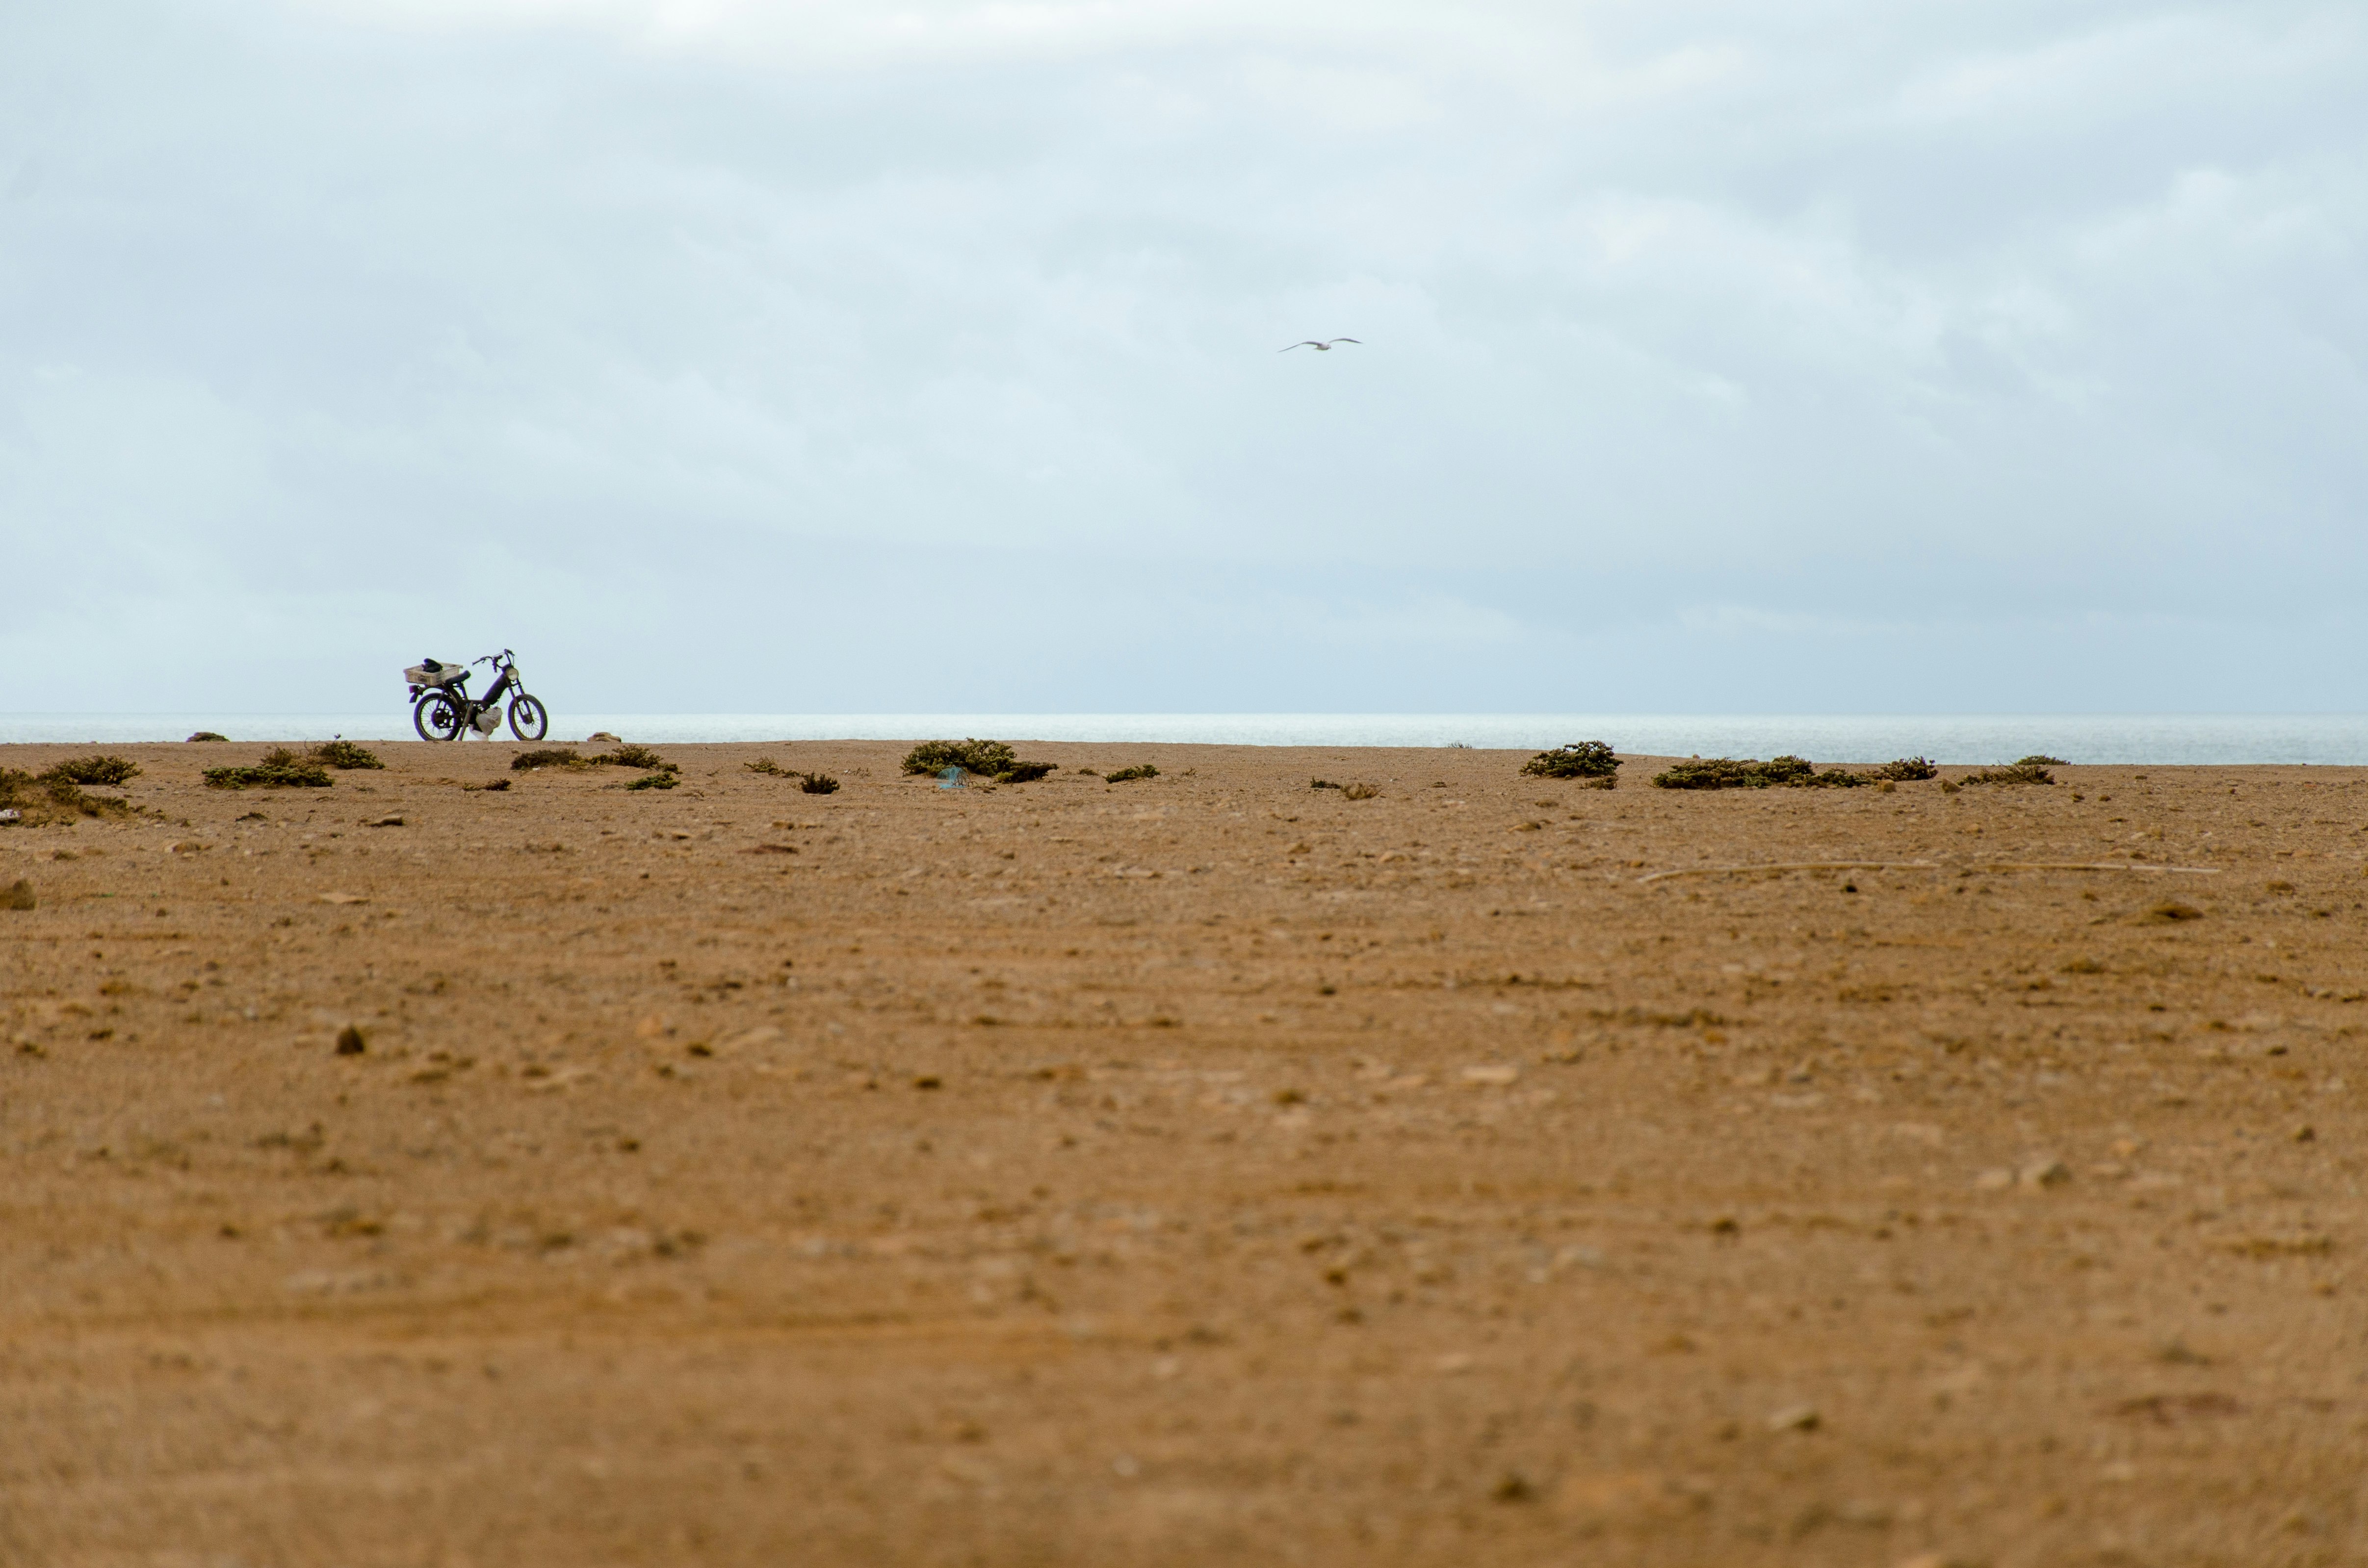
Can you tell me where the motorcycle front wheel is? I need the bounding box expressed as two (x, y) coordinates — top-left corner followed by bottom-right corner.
(508, 694), (549, 742)
(414, 688), (466, 742)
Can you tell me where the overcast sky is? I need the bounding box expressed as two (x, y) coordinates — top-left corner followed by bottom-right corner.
(4, 0), (2363, 714)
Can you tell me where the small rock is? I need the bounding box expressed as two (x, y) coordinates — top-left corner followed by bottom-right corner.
(1, 879), (34, 911)
(365, 816), (404, 828)
(2017, 1158), (2071, 1191)
(1974, 1168), (2013, 1191)
(318, 892), (367, 905)
(1767, 1403), (1821, 1433)
(1491, 1471), (1535, 1503)
(1461, 1064), (1520, 1086)
(2293, 1124), (2316, 1143)
(334, 1025), (367, 1055)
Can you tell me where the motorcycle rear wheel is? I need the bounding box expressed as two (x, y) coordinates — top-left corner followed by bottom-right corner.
(413, 688), (466, 742)
(508, 694), (549, 742)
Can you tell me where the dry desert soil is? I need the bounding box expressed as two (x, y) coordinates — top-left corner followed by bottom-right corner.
(3, 738), (2366, 1568)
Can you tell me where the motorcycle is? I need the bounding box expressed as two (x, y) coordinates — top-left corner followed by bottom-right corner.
(405, 649), (549, 742)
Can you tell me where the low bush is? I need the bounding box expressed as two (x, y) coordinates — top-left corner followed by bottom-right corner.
(625, 773), (678, 791)
(1521, 741), (1621, 780)
(595, 744), (676, 773)
(903, 739), (1018, 777)
(746, 757), (786, 776)
(0, 769), (131, 823)
(1651, 754), (1885, 790)
(1103, 764), (1160, 784)
(42, 755), (141, 787)
(1341, 782), (1380, 800)
(2015, 754), (2069, 768)
(996, 763), (1056, 784)
(312, 740), (385, 771)
(512, 748), (584, 771)
(797, 772), (841, 795)
(203, 747), (333, 790)
(1960, 763), (2055, 786)
(186, 732), (228, 743)
(1653, 756), (1802, 790)
(1311, 779), (1340, 791)
(1649, 753), (1942, 790)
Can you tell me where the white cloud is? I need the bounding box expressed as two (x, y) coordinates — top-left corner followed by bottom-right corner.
(2, 0), (2364, 711)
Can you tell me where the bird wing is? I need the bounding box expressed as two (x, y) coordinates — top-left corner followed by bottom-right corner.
(1279, 341), (1323, 352)
(1327, 338), (1362, 345)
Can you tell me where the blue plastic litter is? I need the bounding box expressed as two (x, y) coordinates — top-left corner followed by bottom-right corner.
(938, 767), (966, 790)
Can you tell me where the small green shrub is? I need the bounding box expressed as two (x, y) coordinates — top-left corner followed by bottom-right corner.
(995, 763), (1056, 784)
(42, 755), (141, 787)
(1521, 741), (1621, 779)
(625, 773), (679, 791)
(1075, 769), (1100, 777)
(186, 732), (228, 743)
(1652, 754), (1874, 790)
(1871, 757), (1938, 781)
(1311, 779), (1340, 790)
(204, 747), (333, 790)
(0, 768), (135, 823)
(595, 744), (676, 772)
(2014, 754), (2069, 768)
(746, 757), (786, 776)
(1653, 756), (1789, 790)
(903, 739), (1018, 777)
(1960, 764), (2055, 786)
(312, 740), (384, 771)
(1103, 764), (1160, 784)
(512, 748), (584, 771)
(797, 772), (841, 795)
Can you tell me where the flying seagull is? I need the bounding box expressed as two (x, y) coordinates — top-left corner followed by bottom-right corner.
(1280, 338), (1361, 352)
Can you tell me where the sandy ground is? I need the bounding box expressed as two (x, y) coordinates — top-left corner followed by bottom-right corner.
(2, 737), (2364, 1568)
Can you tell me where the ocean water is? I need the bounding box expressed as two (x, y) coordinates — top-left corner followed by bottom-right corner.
(2, 712), (2365, 765)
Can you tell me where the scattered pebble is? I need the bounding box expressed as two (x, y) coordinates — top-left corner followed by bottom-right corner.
(1, 879), (33, 911)
(2017, 1158), (2071, 1191)
(1766, 1403), (1821, 1433)
(1460, 1065), (1519, 1086)
(335, 1025), (366, 1055)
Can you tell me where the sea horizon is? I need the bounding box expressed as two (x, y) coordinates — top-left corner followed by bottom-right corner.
(2, 711), (2364, 766)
